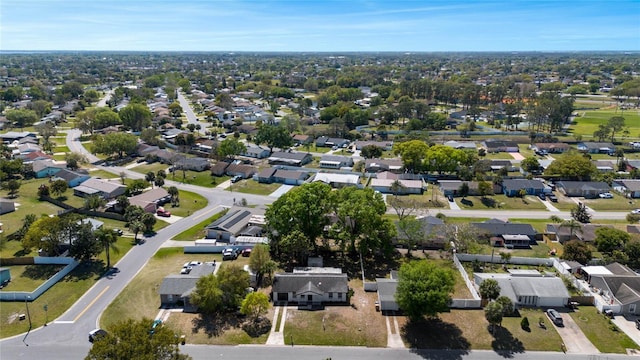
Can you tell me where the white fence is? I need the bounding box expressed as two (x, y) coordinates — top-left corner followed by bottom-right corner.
(455, 253), (554, 266)
(0, 257), (79, 301)
(453, 253), (481, 300)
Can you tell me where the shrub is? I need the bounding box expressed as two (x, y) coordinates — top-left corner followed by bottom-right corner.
(521, 316), (530, 331)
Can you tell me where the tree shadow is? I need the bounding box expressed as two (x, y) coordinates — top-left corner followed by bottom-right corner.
(401, 317), (470, 360)
(191, 312), (244, 338)
(481, 197), (496, 208)
(63, 260), (105, 282)
(460, 199), (474, 207)
(13, 248), (31, 257)
(490, 325), (525, 358)
(22, 264), (64, 280)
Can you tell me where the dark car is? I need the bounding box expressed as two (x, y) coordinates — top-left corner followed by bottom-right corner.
(636, 318), (640, 330)
(447, 194), (454, 202)
(89, 328), (107, 342)
(546, 309), (563, 326)
(538, 193), (546, 200)
(547, 194), (558, 202)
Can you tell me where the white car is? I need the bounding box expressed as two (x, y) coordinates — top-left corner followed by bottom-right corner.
(631, 209), (640, 215)
(598, 192), (613, 199)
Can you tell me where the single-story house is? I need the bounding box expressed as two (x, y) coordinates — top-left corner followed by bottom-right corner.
(490, 160), (517, 172)
(268, 151), (313, 166)
(376, 273), (400, 311)
(136, 143), (160, 157)
(482, 140), (519, 153)
(155, 149), (186, 165)
(545, 223), (613, 244)
(128, 188), (171, 213)
(370, 178), (424, 195)
(502, 179), (545, 197)
(319, 155), (354, 169)
(242, 146), (270, 159)
(471, 219), (539, 247)
(315, 136), (349, 148)
(474, 272), (570, 308)
(395, 215), (446, 250)
(52, 169), (91, 188)
(364, 158), (403, 173)
(354, 140), (393, 151)
(0, 200), (16, 215)
(225, 163), (256, 179)
(0, 131), (37, 144)
(32, 159), (66, 178)
(593, 160), (616, 172)
(586, 263), (640, 315)
(531, 143), (570, 154)
(311, 173), (360, 188)
(159, 264), (217, 312)
(175, 157), (210, 172)
(16, 150), (52, 163)
(577, 142), (616, 154)
(272, 268), (349, 305)
(292, 134), (313, 145)
(556, 181), (610, 198)
(255, 168), (308, 185)
(438, 180), (480, 196)
(205, 207), (266, 241)
(73, 177), (127, 200)
(612, 179), (640, 198)
(210, 161), (230, 177)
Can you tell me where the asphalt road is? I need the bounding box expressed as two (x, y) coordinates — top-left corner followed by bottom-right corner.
(176, 90), (210, 130)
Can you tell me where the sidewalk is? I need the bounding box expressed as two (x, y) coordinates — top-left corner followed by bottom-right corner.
(266, 305), (287, 345)
(385, 315), (404, 348)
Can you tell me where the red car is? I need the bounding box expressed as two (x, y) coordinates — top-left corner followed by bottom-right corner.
(156, 208), (171, 217)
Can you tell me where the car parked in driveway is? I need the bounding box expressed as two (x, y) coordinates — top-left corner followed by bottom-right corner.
(546, 308), (563, 326)
(598, 192), (613, 199)
(547, 194), (558, 202)
(538, 193), (546, 200)
(157, 207), (171, 217)
(89, 328), (107, 342)
(631, 209), (640, 215)
(222, 248), (237, 260)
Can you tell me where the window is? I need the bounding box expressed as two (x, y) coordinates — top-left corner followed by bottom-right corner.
(328, 293), (333, 299)
(337, 293), (342, 299)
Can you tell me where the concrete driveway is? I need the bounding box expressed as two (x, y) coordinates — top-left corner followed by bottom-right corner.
(611, 314), (640, 347)
(550, 309), (599, 354)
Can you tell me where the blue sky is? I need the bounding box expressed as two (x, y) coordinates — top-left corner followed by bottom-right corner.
(1, 0), (639, 51)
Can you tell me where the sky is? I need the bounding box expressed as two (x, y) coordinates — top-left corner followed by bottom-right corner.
(1, 0), (639, 52)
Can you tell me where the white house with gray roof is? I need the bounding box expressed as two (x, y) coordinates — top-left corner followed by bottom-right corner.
(474, 272), (570, 308)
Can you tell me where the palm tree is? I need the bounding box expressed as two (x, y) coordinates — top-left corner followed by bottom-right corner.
(561, 219), (581, 240)
(129, 220), (144, 244)
(145, 172), (156, 187)
(167, 186), (179, 207)
(95, 228), (119, 268)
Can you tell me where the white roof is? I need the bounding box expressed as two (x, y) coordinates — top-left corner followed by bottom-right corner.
(582, 266), (613, 276)
(312, 173), (360, 185)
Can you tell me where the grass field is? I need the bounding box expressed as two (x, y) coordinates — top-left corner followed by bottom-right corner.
(398, 308), (563, 351)
(569, 110), (640, 140)
(456, 194), (547, 211)
(0, 265), (65, 291)
(226, 179), (281, 196)
(569, 306), (640, 353)
(162, 189), (208, 217)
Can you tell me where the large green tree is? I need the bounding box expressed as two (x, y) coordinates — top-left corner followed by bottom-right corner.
(485, 301), (504, 334)
(240, 292), (270, 321)
(6, 109), (38, 128)
(545, 151), (597, 181)
(594, 227), (630, 254)
(95, 228), (119, 268)
(395, 260), (455, 321)
(393, 140), (428, 173)
(85, 317), (191, 360)
(217, 138), (246, 159)
(248, 244), (276, 288)
(119, 103), (152, 131)
(253, 125), (292, 154)
(561, 240), (593, 265)
(93, 133), (138, 159)
(479, 279), (501, 301)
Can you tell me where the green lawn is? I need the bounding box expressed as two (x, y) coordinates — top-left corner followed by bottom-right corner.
(87, 169), (119, 179)
(226, 179), (281, 196)
(52, 145), (70, 153)
(167, 170), (225, 188)
(457, 195), (547, 211)
(569, 110), (640, 140)
(131, 162), (170, 175)
(517, 144), (535, 158)
(163, 190), (208, 217)
(173, 209), (228, 241)
(580, 195), (639, 211)
(482, 152), (515, 160)
(569, 306), (640, 353)
(0, 265), (65, 291)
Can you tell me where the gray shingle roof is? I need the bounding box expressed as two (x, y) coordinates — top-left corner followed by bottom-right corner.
(272, 273), (348, 294)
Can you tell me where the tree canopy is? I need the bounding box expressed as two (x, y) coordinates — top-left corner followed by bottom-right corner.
(119, 103), (152, 131)
(93, 133), (138, 159)
(561, 240), (593, 265)
(253, 125), (293, 154)
(395, 260), (455, 321)
(545, 151), (597, 181)
(479, 279), (501, 301)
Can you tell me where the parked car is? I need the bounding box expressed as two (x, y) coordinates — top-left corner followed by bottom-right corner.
(538, 193), (546, 200)
(546, 309), (563, 326)
(222, 248), (237, 260)
(231, 175), (242, 183)
(89, 328), (107, 342)
(447, 194), (454, 202)
(598, 192), (613, 199)
(157, 207), (171, 217)
(241, 248), (252, 257)
(113, 228), (124, 236)
(631, 209), (640, 215)
(636, 318), (640, 329)
(547, 194), (558, 202)
(150, 319), (162, 334)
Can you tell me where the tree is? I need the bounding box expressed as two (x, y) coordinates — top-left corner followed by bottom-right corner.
(360, 145), (383, 159)
(485, 301), (504, 334)
(217, 264), (251, 310)
(127, 179), (149, 196)
(479, 279), (501, 301)
(128, 220), (144, 243)
(119, 103), (152, 131)
(571, 202), (591, 224)
(145, 171), (156, 186)
(594, 227), (630, 254)
(499, 252), (512, 265)
(496, 296), (514, 316)
(69, 220), (101, 262)
(478, 181), (493, 198)
(95, 228), (119, 268)
(395, 260), (455, 321)
(190, 274), (223, 314)
(23, 215), (73, 256)
(521, 156), (541, 174)
(84, 194), (106, 211)
(545, 151), (597, 181)
(167, 186), (179, 207)
(458, 182), (469, 199)
(65, 152), (87, 170)
(253, 125), (292, 154)
(561, 240), (593, 265)
(85, 317), (191, 360)
(4, 179), (21, 198)
(397, 217), (425, 256)
(266, 182), (333, 258)
(141, 212), (157, 233)
(248, 244), (276, 288)
(93, 133), (138, 159)
(217, 138), (246, 159)
(624, 239), (640, 269)
(154, 176), (165, 188)
(240, 292), (270, 321)
(5, 109), (38, 128)
(50, 179), (68, 198)
(393, 140), (428, 173)
(215, 93), (234, 110)
(607, 116), (625, 142)
(168, 102), (183, 119)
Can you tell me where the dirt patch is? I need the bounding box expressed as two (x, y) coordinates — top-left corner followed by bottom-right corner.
(6, 313), (19, 324)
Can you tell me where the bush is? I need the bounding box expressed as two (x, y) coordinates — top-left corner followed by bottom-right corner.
(626, 213), (640, 223)
(521, 316), (530, 331)
(241, 317), (271, 337)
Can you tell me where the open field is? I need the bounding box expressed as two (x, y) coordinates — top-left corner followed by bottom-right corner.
(569, 306), (640, 353)
(398, 308), (563, 352)
(569, 110), (640, 139)
(283, 279), (387, 347)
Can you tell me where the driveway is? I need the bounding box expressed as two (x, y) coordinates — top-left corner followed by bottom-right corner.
(611, 314), (640, 347)
(538, 198), (560, 212)
(269, 184), (294, 198)
(550, 309), (599, 354)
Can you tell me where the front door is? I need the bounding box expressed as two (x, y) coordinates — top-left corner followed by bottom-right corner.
(630, 304), (636, 314)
